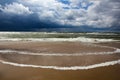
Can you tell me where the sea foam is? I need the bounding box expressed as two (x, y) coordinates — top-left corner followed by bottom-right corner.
(0, 37), (117, 43)
(0, 59), (120, 70)
(0, 48), (119, 56)
(0, 43), (119, 56)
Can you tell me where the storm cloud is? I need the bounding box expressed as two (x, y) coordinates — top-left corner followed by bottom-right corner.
(0, 0), (120, 31)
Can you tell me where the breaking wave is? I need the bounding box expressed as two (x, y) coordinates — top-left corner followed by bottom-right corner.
(0, 37), (117, 43)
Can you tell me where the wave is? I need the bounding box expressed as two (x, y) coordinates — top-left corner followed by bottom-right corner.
(0, 59), (120, 70)
(0, 37), (117, 43)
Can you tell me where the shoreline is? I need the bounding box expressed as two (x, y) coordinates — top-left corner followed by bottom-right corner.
(0, 41), (120, 80)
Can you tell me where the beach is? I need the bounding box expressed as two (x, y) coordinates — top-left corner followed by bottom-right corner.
(0, 32), (120, 80)
(0, 41), (120, 80)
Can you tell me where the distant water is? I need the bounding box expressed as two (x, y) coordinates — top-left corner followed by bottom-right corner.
(0, 32), (120, 42)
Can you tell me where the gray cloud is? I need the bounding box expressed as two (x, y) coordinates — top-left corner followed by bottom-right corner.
(0, 0), (120, 28)
(91, 0), (120, 27)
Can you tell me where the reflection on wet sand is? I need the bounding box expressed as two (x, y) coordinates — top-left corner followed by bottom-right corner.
(0, 41), (120, 80)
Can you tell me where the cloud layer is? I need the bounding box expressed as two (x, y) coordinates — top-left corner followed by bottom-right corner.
(0, 2), (32, 15)
(0, 0), (120, 28)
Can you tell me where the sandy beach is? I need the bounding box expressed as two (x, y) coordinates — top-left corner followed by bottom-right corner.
(0, 63), (120, 80)
(0, 41), (120, 80)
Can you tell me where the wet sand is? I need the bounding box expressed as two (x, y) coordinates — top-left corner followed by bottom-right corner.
(0, 63), (120, 80)
(0, 41), (120, 80)
(0, 53), (120, 66)
(0, 41), (115, 53)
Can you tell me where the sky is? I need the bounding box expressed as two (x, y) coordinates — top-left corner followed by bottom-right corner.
(0, 0), (120, 32)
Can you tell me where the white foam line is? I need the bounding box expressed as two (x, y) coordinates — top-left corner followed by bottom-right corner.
(0, 59), (120, 70)
(0, 44), (119, 56)
(0, 49), (120, 56)
(0, 37), (118, 43)
(0, 43), (120, 56)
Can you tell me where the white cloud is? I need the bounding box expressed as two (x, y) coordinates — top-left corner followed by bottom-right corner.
(0, 2), (32, 15)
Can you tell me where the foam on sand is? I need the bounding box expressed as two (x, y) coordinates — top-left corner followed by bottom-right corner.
(0, 42), (119, 56)
(0, 59), (120, 70)
(0, 48), (119, 56)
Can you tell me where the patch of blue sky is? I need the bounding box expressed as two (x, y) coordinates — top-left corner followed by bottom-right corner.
(81, 2), (93, 10)
(0, 0), (17, 5)
(61, 0), (93, 10)
(57, 0), (71, 5)
(63, 3), (93, 10)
